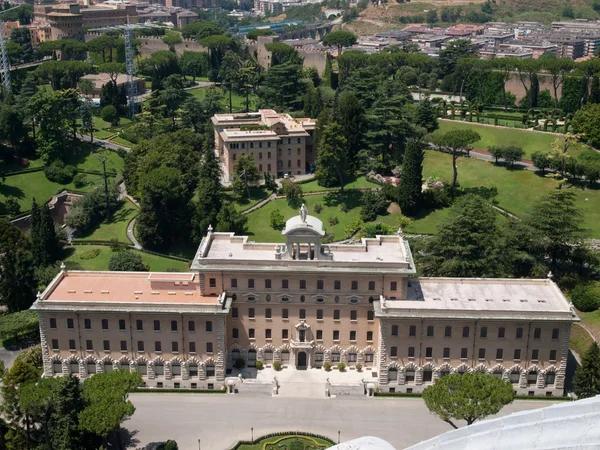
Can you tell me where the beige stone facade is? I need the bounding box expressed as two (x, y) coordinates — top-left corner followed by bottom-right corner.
(32, 212), (578, 395)
(212, 110), (316, 181)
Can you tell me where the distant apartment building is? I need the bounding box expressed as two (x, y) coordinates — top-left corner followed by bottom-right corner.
(212, 110), (316, 181)
(500, 38), (557, 59)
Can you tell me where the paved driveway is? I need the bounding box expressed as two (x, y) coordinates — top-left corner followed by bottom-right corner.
(125, 394), (558, 450)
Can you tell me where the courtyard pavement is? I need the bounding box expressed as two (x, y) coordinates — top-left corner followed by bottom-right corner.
(125, 393), (559, 450)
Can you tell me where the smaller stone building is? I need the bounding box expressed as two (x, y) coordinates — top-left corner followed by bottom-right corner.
(80, 73), (146, 98)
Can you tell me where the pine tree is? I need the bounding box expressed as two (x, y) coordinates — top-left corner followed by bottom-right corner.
(530, 73), (539, 108)
(337, 91), (366, 170)
(0, 249), (36, 313)
(16, 73), (38, 113)
(397, 139), (424, 216)
(590, 76), (600, 104)
(416, 99), (439, 133)
(573, 342), (600, 399)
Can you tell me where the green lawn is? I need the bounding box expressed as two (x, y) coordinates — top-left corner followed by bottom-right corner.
(63, 245), (190, 272)
(422, 150), (600, 237)
(75, 199), (138, 244)
(224, 186), (271, 212)
(78, 115), (133, 140)
(299, 176), (380, 193)
(245, 192), (399, 242)
(109, 136), (135, 148)
(437, 120), (589, 159)
(569, 323), (595, 357)
(404, 206), (451, 235)
(235, 435), (333, 450)
(186, 86), (258, 113)
(68, 148), (124, 174)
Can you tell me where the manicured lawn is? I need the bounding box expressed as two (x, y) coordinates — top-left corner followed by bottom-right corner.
(225, 186), (271, 212)
(186, 86), (257, 113)
(437, 120), (589, 159)
(68, 148), (124, 174)
(299, 176), (380, 193)
(569, 323), (595, 357)
(404, 206), (451, 235)
(245, 192), (399, 242)
(422, 150), (600, 237)
(235, 435), (333, 450)
(76, 199), (138, 244)
(63, 245), (190, 272)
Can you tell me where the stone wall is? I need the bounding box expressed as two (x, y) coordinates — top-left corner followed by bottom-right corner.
(84, 32), (207, 57)
(505, 72), (562, 101)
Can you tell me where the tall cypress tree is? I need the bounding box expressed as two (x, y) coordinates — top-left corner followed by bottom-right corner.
(530, 73), (539, 108)
(0, 248), (36, 312)
(30, 198), (41, 264)
(590, 76), (600, 104)
(31, 199), (60, 267)
(574, 342), (600, 399)
(397, 139), (424, 216)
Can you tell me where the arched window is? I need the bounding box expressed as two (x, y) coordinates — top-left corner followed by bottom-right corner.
(527, 371), (538, 385)
(104, 361), (113, 372)
(509, 370), (520, 384)
(405, 369), (415, 382)
(259, 164), (263, 172)
(280, 350), (290, 364)
(287, 160), (291, 168)
(248, 349), (257, 367)
(264, 350), (273, 363)
(87, 361), (97, 374)
(154, 362), (164, 376)
(347, 352), (357, 363)
(440, 369), (450, 377)
(493, 368), (504, 379)
(206, 363), (215, 377)
(189, 364), (198, 377)
(268, 152), (271, 158)
(267, 164), (271, 172)
(546, 372), (555, 385)
(70, 361), (79, 374)
(231, 349), (241, 363)
(388, 368), (398, 383)
(423, 368), (433, 382)
(171, 362), (181, 377)
(53, 361), (62, 374)
(121, 362), (130, 372)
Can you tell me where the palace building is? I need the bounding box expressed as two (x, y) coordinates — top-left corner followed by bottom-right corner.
(32, 210), (578, 396)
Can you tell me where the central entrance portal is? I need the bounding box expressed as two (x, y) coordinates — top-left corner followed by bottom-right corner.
(297, 351), (307, 369)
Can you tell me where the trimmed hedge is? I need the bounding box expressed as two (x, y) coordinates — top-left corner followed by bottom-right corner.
(374, 391), (570, 401)
(134, 387), (226, 394)
(231, 431), (335, 450)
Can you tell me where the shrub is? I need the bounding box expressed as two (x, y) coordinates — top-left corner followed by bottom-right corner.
(255, 360), (264, 370)
(44, 160), (77, 184)
(572, 283), (600, 312)
(360, 189), (389, 222)
(108, 251), (149, 271)
(73, 173), (88, 188)
(157, 441), (179, 450)
(270, 209), (285, 231)
(65, 183), (120, 232)
(80, 248), (101, 260)
(4, 196), (20, 217)
(101, 105), (119, 126)
(337, 362), (346, 372)
(356, 363), (362, 372)
(234, 358), (246, 370)
(273, 361), (282, 371)
(281, 179), (303, 208)
(323, 362), (331, 372)
(313, 203), (323, 214)
(328, 216), (339, 226)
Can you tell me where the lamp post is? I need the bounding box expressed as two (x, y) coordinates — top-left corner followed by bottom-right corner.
(197, 439), (200, 450)
(251, 427), (254, 442)
(338, 431), (341, 444)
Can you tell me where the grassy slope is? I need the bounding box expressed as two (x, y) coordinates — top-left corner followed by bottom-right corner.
(569, 323), (595, 357)
(437, 121), (589, 159)
(76, 199), (138, 244)
(64, 245), (189, 272)
(299, 176), (380, 193)
(186, 87), (258, 113)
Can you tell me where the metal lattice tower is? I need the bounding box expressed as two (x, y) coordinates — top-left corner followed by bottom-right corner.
(125, 22), (136, 119)
(0, 21), (11, 93)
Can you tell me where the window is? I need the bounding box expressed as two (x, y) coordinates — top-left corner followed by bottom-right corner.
(155, 341), (161, 352)
(206, 321), (212, 332)
(425, 347), (432, 358)
(137, 341), (144, 352)
(391, 346), (398, 357)
(333, 330), (340, 341)
(188, 321), (195, 332)
(478, 348), (486, 359)
(514, 349), (521, 360)
(427, 326), (434, 337)
(367, 331), (373, 341)
(121, 340), (127, 351)
(532, 349), (539, 361)
(248, 279), (254, 288)
(317, 280), (324, 290)
(265, 279), (271, 289)
(334, 280), (341, 290)
(408, 346), (415, 358)
(409, 325), (416, 337)
(282, 329), (288, 339)
(136, 320), (143, 331)
(172, 342), (179, 353)
(209, 278), (216, 288)
(368, 310), (374, 321)
(368, 281), (375, 291)
(231, 278), (237, 288)
(51, 339), (59, 350)
(550, 349), (557, 361)
(265, 329), (271, 339)
(480, 327), (488, 338)
(462, 326), (470, 338)
(365, 353), (374, 363)
(189, 342), (196, 353)
(350, 310), (357, 321)
(496, 348), (503, 360)
(389, 280), (398, 291)
(232, 308), (238, 318)
(102, 319), (109, 330)
(67, 318), (74, 329)
(333, 310), (340, 320)
(154, 320), (160, 331)
(119, 319), (126, 331)
(82, 339), (92, 350)
(350, 331), (356, 341)
(282, 279), (288, 289)
(391, 325), (398, 336)
(232, 328), (239, 339)
(316, 330), (323, 340)
(331, 352), (341, 363)
(282, 309), (289, 319)
(171, 320), (178, 332)
(351, 280), (358, 291)
(443, 347), (450, 358)
(423, 370), (433, 382)
(266, 308), (272, 319)
(206, 342), (213, 353)
(445, 326), (452, 337)
(248, 308), (255, 319)
(84, 318), (91, 329)
(103, 340), (110, 351)
(461, 348), (468, 359)
(516, 327), (523, 339)
(317, 309), (323, 320)
(534, 328), (541, 339)
(69, 339), (76, 350)
(498, 327), (505, 338)
(552, 328), (559, 340)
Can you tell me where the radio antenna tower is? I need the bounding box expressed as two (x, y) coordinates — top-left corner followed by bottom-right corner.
(0, 21), (12, 93)
(125, 18), (136, 119)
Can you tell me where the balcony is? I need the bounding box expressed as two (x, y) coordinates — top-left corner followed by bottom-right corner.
(290, 339), (314, 349)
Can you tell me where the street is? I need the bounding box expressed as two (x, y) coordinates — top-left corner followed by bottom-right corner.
(125, 393), (558, 450)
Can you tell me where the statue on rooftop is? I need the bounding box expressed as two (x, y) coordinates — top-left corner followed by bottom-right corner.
(300, 204), (307, 223)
